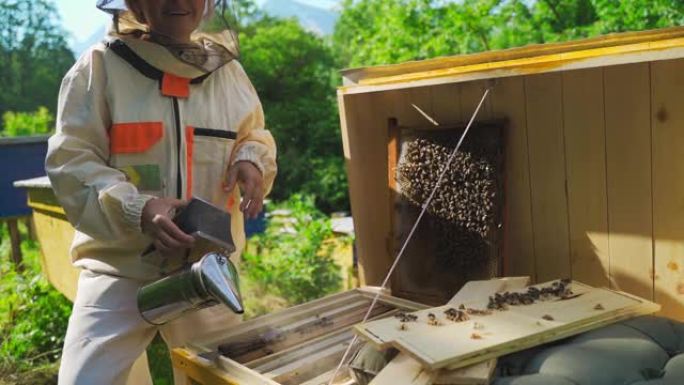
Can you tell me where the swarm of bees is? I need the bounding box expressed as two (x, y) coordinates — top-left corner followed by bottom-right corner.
(395, 312), (419, 331)
(394, 312), (419, 323)
(427, 313), (441, 326)
(397, 137), (499, 238)
(487, 279), (574, 311)
(444, 308), (470, 322)
(396, 130), (503, 269)
(395, 280), (576, 331)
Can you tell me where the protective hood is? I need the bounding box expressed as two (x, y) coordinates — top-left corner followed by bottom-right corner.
(96, 0), (240, 72)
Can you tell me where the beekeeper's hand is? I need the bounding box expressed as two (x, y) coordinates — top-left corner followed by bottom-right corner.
(224, 161), (264, 219)
(141, 198), (195, 254)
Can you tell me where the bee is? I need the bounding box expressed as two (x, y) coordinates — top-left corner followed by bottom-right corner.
(542, 314), (555, 321)
(520, 294), (535, 305)
(444, 308), (469, 322)
(488, 295), (509, 311)
(470, 332), (483, 340)
(427, 313), (441, 326)
(594, 303), (605, 311)
(398, 323), (409, 331)
(466, 308), (492, 316)
(394, 312), (418, 322)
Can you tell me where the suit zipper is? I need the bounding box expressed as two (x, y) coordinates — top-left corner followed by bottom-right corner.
(172, 97), (182, 199)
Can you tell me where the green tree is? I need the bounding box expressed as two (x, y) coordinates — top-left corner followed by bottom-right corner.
(242, 195), (344, 305)
(0, 0), (74, 124)
(334, 0), (684, 67)
(239, 17), (348, 212)
(207, 2), (349, 212)
(1, 106), (53, 137)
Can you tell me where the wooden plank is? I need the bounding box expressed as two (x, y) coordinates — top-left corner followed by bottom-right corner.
(219, 300), (392, 363)
(525, 73), (571, 282)
(204, 291), (364, 346)
(31, 209), (78, 300)
(604, 63), (654, 300)
(300, 369), (351, 385)
(447, 277), (531, 306)
(246, 309), (401, 372)
(440, 277), (529, 384)
(251, 330), (354, 373)
(355, 281), (659, 370)
(370, 353), (435, 385)
(562, 68), (610, 288)
(183, 289), (423, 385)
(171, 348), (266, 385)
(341, 28), (684, 87)
(340, 36), (684, 94)
(430, 83), (461, 124)
(434, 359), (495, 385)
(24, 216), (35, 241)
(490, 77), (535, 278)
(251, 310), (403, 385)
(651, 58), (684, 321)
(338, 92), (392, 286)
(372, 278), (530, 385)
(7, 219), (23, 271)
(265, 333), (363, 385)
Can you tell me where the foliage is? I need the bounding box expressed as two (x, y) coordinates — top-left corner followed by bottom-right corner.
(0, 0), (75, 123)
(1, 107), (53, 137)
(0, 222), (174, 385)
(0, 223), (71, 370)
(241, 195), (344, 307)
(208, 4), (349, 213)
(239, 18), (348, 212)
(333, 0), (684, 67)
(147, 335), (173, 385)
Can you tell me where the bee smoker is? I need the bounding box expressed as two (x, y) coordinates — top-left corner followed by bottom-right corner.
(137, 198), (244, 325)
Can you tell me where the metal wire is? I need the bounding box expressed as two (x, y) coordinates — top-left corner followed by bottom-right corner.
(326, 86), (493, 385)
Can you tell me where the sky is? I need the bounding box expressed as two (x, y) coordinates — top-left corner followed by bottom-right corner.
(55, 0), (338, 49)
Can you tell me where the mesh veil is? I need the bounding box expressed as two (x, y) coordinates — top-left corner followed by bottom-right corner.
(96, 0), (240, 70)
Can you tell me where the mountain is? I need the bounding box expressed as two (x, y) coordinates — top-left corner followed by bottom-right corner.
(261, 0), (339, 35)
(69, 0), (339, 56)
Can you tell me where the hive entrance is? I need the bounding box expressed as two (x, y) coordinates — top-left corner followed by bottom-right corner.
(388, 118), (506, 305)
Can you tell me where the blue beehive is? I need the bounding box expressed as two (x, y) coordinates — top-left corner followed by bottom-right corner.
(0, 136), (49, 218)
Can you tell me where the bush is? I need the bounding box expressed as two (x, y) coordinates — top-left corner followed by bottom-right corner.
(241, 195), (345, 308)
(1, 107), (54, 137)
(0, 222), (71, 370)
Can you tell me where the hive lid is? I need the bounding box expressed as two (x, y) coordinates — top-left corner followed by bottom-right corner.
(339, 26), (684, 94)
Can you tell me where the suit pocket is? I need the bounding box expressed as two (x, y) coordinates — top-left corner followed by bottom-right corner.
(187, 127), (236, 201)
(109, 122), (164, 194)
(110, 122), (163, 154)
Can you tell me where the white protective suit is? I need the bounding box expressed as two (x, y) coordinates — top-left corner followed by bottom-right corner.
(45, 30), (277, 384)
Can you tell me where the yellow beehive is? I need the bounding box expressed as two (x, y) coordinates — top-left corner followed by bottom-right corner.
(337, 26), (684, 320)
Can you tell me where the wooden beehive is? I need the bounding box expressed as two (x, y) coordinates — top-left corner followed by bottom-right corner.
(337, 27), (684, 321)
(154, 27), (684, 383)
(172, 287), (426, 385)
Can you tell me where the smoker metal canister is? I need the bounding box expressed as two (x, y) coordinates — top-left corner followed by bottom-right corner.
(137, 252), (244, 325)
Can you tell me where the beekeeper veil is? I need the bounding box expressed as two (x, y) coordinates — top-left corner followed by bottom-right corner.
(96, 0), (240, 72)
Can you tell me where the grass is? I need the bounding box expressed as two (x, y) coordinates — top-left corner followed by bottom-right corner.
(0, 204), (353, 384)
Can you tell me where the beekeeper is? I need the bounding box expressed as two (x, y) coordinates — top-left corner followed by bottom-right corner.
(45, 0), (277, 384)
